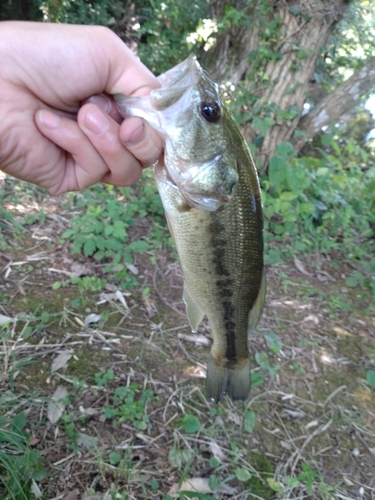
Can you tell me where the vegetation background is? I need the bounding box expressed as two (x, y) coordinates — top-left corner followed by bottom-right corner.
(0, 1), (374, 499)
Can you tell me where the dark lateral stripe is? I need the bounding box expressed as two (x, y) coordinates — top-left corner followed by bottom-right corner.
(209, 216), (237, 364)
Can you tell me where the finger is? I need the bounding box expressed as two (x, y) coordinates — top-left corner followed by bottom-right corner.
(35, 109), (118, 194)
(120, 116), (164, 168)
(82, 93), (123, 124)
(78, 103), (142, 186)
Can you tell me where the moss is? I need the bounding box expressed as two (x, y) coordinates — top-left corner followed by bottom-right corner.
(67, 347), (110, 380)
(247, 452), (274, 499)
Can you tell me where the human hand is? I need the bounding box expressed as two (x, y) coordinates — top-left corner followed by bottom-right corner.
(0, 21), (163, 195)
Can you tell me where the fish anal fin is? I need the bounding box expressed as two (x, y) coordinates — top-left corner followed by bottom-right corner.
(206, 355), (251, 403)
(247, 269), (266, 334)
(183, 285), (204, 333)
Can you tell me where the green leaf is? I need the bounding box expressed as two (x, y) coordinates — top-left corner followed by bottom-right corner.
(22, 326), (33, 339)
(151, 478), (159, 490)
(251, 371), (263, 387)
(267, 478), (284, 492)
(244, 410), (256, 433)
(105, 238), (122, 251)
(235, 468), (252, 482)
(12, 412), (26, 432)
(209, 457), (220, 468)
(263, 332), (283, 353)
(316, 167), (329, 176)
(253, 117), (275, 136)
(180, 493), (215, 500)
(255, 352), (269, 368)
(103, 407), (116, 419)
(109, 451), (121, 465)
(285, 476), (301, 487)
(366, 370), (375, 388)
(280, 191), (297, 201)
(181, 414), (201, 433)
(83, 239), (96, 257)
(289, 5), (300, 15)
(113, 221), (126, 240)
(52, 281), (62, 290)
(208, 474), (221, 491)
(269, 155), (286, 186)
(346, 276), (358, 287)
(321, 133), (333, 147)
(62, 228), (76, 239)
(276, 141), (294, 157)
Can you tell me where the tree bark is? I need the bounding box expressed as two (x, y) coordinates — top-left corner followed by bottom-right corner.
(255, 0), (348, 172)
(203, 0), (352, 172)
(201, 0), (260, 84)
(292, 56), (375, 152)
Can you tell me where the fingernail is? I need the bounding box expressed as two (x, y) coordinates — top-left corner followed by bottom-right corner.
(84, 108), (110, 135)
(39, 110), (61, 129)
(85, 94), (112, 113)
(123, 122), (145, 145)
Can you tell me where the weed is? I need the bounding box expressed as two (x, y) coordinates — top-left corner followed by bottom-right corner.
(103, 383), (155, 431)
(366, 370), (375, 388)
(262, 137), (375, 297)
(0, 394), (47, 499)
(94, 368), (115, 387)
(62, 174), (167, 267)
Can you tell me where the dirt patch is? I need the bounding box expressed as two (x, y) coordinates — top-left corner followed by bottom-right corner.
(1, 189), (375, 500)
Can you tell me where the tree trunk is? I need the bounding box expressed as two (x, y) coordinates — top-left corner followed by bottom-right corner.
(203, 0), (351, 172)
(256, 1), (346, 172)
(293, 56), (375, 152)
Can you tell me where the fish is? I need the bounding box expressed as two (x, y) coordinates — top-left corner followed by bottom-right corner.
(116, 56), (265, 403)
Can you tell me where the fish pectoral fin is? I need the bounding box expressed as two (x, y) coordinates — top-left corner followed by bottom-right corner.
(183, 285), (204, 333)
(165, 213), (175, 241)
(206, 355), (251, 403)
(247, 269), (266, 334)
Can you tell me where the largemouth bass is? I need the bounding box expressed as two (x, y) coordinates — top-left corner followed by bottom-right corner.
(116, 56), (265, 403)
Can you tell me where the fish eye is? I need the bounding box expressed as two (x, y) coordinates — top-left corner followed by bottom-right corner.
(199, 101), (221, 123)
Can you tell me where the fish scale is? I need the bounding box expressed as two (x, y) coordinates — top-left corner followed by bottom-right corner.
(116, 56), (265, 402)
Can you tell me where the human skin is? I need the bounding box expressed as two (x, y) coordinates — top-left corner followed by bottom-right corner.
(0, 21), (163, 195)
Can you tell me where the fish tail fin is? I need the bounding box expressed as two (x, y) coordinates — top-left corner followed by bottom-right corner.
(206, 355), (251, 403)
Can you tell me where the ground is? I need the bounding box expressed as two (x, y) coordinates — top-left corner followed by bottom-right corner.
(0, 179), (374, 500)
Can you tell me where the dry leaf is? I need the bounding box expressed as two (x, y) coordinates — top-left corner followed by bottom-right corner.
(168, 477), (236, 497)
(302, 314), (320, 325)
(168, 477), (212, 496)
(126, 262), (139, 275)
(62, 490), (80, 500)
(84, 313), (101, 326)
(0, 313), (13, 325)
(115, 290), (128, 308)
(209, 440), (226, 462)
(178, 333), (211, 346)
(76, 433), (98, 449)
(70, 262), (93, 277)
(47, 386), (68, 424)
(51, 351), (73, 372)
(293, 255), (312, 277)
(30, 479), (43, 498)
(227, 410), (242, 426)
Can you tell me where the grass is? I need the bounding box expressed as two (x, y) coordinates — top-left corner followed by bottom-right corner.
(0, 393), (47, 500)
(0, 176), (375, 499)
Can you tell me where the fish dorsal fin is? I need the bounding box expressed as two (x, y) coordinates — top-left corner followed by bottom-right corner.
(247, 269), (266, 334)
(183, 285), (205, 333)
